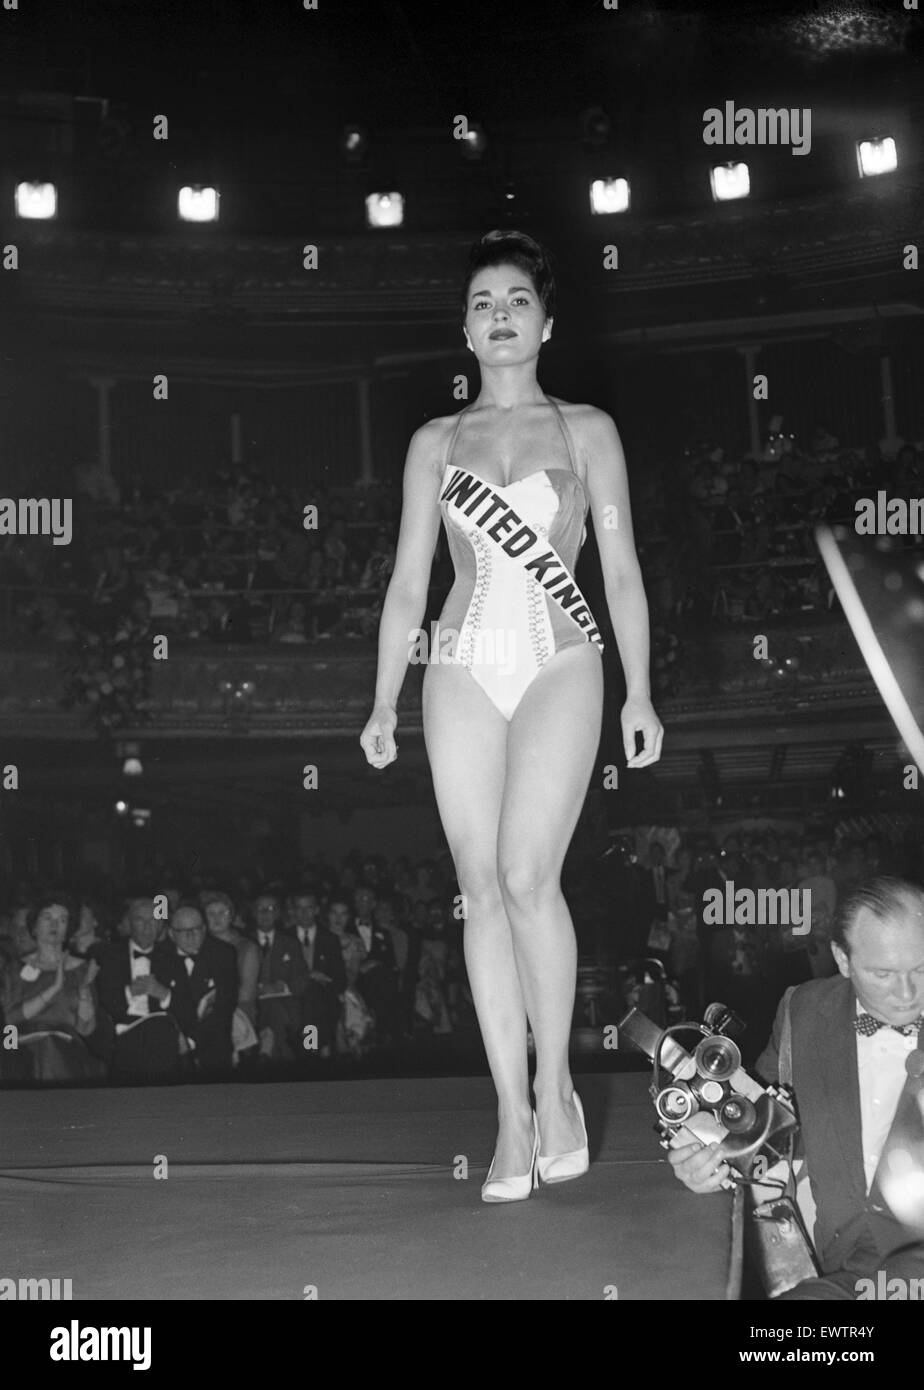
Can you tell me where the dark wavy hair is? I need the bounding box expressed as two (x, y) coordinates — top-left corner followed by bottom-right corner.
(25, 893), (78, 938)
(460, 230), (556, 324)
(832, 876), (924, 955)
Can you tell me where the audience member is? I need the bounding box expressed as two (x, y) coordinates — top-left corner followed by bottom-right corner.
(96, 897), (196, 1082)
(166, 905), (238, 1077)
(0, 896), (102, 1081)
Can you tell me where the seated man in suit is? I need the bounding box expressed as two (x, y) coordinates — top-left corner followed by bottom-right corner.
(347, 885), (401, 1044)
(165, 904), (238, 1078)
(250, 889), (310, 1062)
(285, 889), (345, 1058)
(96, 896), (197, 1083)
(668, 876), (924, 1299)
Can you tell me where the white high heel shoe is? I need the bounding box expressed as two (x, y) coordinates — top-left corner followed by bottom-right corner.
(536, 1091), (589, 1185)
(481, 1112), (540, 1203)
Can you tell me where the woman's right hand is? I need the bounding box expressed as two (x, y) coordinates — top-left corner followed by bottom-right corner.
(360, 703), (398, 768)
(45, 954), (66, 997)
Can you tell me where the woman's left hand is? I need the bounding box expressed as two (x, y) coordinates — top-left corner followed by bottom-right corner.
(621, 695), (663, 768)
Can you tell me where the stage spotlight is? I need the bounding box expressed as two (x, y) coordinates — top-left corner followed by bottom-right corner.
(590, 177), (630, 214)
(340, 124), (369, 164)
(178, 185), (220, 223)
(817, 524), (924, 775)
(710, 162), (750, 202)
(459, 122), (487, 161)
(114, 800), (129, 815)
(15, 181), (57, 220)
(117, 740), (143, 777)
(856, 137), (897, 178)
(365, 192), (404, 228)
(580, 106), (612, 149)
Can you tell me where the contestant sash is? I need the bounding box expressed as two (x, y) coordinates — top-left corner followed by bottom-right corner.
(440, 465), (604, 651)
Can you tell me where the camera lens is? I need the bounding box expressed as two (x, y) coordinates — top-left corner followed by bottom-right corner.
(720, 1096), (757, 1134)
(694, 1035), (741, 1081)
(655, 1085), (696, 1124)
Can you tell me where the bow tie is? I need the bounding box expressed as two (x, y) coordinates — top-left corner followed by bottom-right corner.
(854, 1012), (923, 1039)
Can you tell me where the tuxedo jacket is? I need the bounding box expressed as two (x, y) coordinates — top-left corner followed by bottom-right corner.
(756, 974), (922, 1274)
(252, 928), (310, 997)
(96, 939), (197, 1037)
(345, 919), (396, 969)
(294, 926), (346, 992)
(163, 936), (238, 1038)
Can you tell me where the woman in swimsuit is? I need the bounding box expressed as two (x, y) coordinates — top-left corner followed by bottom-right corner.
(360, 231), (662, 1200)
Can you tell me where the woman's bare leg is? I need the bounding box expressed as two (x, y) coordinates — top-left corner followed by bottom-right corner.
(498, 643), (604, 1157)
(422, 660), (534, 1179)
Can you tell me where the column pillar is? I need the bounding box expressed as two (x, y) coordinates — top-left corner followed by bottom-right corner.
(879, 352), (897, 445)
(738, 346), (762, 458)
(87, 375), (115, 474)
(230, 411), (243, 465)
(357, 376), (373, 483)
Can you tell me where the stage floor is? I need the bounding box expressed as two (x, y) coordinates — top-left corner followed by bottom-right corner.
(1, 1072), (737, 1300)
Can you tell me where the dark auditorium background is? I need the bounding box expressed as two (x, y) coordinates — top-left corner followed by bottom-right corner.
(1, 0), (923, 1084)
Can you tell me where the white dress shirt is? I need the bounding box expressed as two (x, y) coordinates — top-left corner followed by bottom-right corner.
(855, 1001), (917, 1193)
(118, 944), (171, 1031)
(125, 944), (153, 1017)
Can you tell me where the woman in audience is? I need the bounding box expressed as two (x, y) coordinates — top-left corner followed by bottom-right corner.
(0, 895), (102, 1082)
(201, 890), (259, 1063)
(67, 898), (110, 963)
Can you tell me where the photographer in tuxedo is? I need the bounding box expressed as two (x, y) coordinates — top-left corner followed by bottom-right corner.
(667, 877), (924, 1299)
(96, 896), (197, 1083)
(166, 905), (238, 1077)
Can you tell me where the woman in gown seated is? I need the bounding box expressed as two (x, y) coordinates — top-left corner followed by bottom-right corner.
(1, 895), (103, 1082)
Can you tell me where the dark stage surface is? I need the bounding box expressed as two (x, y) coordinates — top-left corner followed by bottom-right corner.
(1, 1073), (737, 1301)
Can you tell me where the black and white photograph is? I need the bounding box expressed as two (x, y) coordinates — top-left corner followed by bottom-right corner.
(1, 0), (924, 1340)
